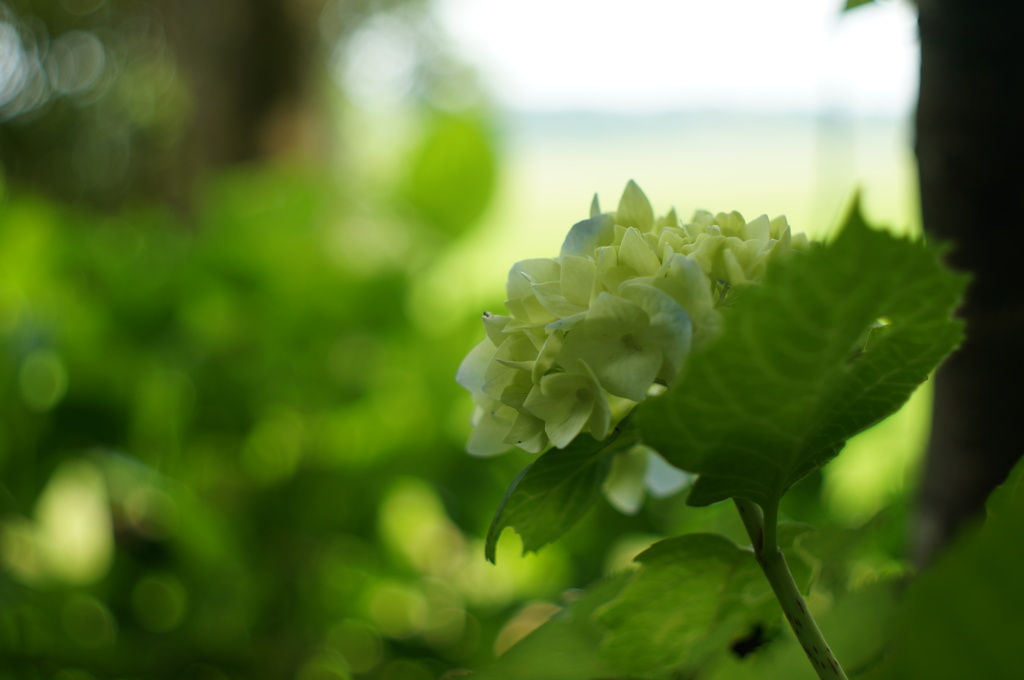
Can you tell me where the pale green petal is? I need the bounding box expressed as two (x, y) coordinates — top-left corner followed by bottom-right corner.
(600, 266), (640, 294)
(711, 236), (747, 283)
(619, 227), (662, 275)
(715, 210), (746, 236)
(595, 245), (617, 272)
(643, 448), (692, 498)
(483, 334), (536, 399)
(616, 180), (654, 231)
(456, 338), (495, 399)
(545, 399), (593, 448)
(559, 293), (661, 401)
(532, 280), (587, 318)
(578, 361), (612, 440)
(503, 410), (548, 453)
(619, 283), (692, 383)
(769, 215), (790, 240)
(522, 328), (547, 352)
(467, 401), (516, 456)
(545, 311), (587, 333)
(504, 296), (557, 326)
(560, 256), (597, 307)
(657, 227), (689, 253)
(578, 291), (648, 331)
(532, 330), (565, 383)
(560, 214), (615, 258)
(506, 258), (560, 299)
(496, 357), (534, 372)
(499, 373), (533, 409)
(596, 350), (662, 402)
(684, 233), (724, 275)
(722, 247), (747, 285)
(741, 214), (771, 244)
(603, 446), (648, 515)
(658, 206), (680, 229)
(481, 312), (510, 346)
(773, 225), (792, 254)
(522, 373), (586, 447)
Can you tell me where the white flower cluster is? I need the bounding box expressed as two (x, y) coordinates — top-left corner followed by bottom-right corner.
(458, 182), (808, 456)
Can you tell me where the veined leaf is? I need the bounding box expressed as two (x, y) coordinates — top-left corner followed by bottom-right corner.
(485, 426), (638, 563)
(637, 201), (967, 509)
(597, 529), (814, 676)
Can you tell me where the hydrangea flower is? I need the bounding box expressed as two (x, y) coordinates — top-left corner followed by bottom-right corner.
(457, 181), (809, 457)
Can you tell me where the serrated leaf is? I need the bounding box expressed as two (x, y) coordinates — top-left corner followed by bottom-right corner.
(485, 430), (635, 563)
(596, 530), (814, 676)
(616, 179), (654, 231)
(637, 201), (967, 509)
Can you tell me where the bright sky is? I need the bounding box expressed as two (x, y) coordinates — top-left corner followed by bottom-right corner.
(435, 0), (918, 116)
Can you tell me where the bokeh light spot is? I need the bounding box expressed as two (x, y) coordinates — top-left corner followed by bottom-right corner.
(326, 619), (383, 674)
(378, 659), (433, 680)
(36, 460), (113, 585)
(367, 581), (428, 638)
(58, 0), (107, 16)
(379, 477), (468, 576)
(61, 594), (117, 648)
(241, 407), (306, 483)
(297, 652), (352, 680)
(45, 31), (105, 95)
(19, 349), (69, 412)
(0, 515), (44, 584)
(132, 573), (188, 632)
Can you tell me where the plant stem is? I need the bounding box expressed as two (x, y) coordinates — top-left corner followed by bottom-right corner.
(733, 498), (848, 680)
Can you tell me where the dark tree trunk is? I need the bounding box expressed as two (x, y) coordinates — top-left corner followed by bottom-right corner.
(913, 0), (1024, 565)
(160, 0), (329, 198)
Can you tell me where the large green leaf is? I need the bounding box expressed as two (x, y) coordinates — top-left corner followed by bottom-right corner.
(596, 528), (814, 677)
(485, 426), (638, 563)
(875, 458), (1024, 679)
(637, 202), (966, 509)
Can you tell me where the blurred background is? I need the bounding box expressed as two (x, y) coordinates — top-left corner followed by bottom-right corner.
(0, 0), (926, 678)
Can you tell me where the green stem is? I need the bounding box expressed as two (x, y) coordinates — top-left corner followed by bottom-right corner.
(733, 498), (848, 680)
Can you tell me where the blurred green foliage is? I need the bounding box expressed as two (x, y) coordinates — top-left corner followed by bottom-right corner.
(0, 165), (542, 679)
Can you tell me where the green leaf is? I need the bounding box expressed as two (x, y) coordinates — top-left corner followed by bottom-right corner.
(596, 530), (814, 676)
(485, 427), (637, 563)
(616, 179), (654, 231)
(843, 0), (875, 10)
(876, 457), (1024, 679)
(637, 201), (966, 509)
(704, 579), (900, 680)
(472, 575), (628, 680)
